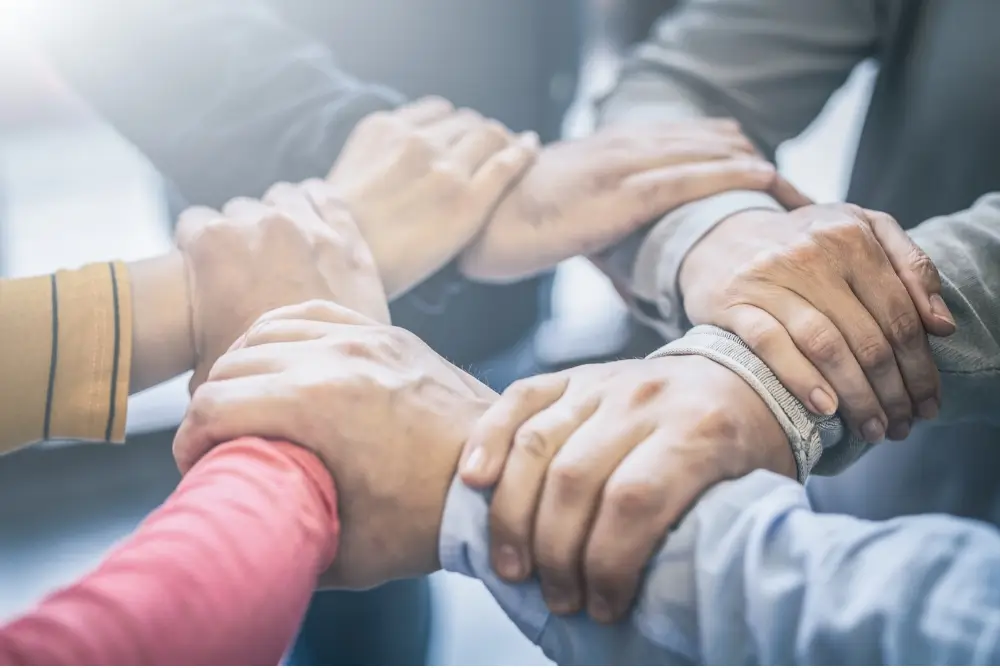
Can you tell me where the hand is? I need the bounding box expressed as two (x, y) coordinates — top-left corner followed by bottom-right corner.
(458, 119), (810, 281)
(325, 96), (539, 297)
(458, 355), (792, 623)
(173, 300), (498, 589)
(176, 181), (389, 390)
(679, 204), (956, 443)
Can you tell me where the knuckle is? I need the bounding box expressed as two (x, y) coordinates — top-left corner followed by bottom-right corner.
(547, 461), (591, 502)
(855, 336), (895, 371)
(908, 247), (940, 283)
(737, 317), (784, 355)
(513, 427), (550, 461)
(795, 319), (844, 367)
(887, 312), (923, 348)
(359, 110), (396, 132)
(603, 478), (662, 519)
(400, 133), (436, 162)
(185, 386), (221, 428)
(507, 378), (549, 407)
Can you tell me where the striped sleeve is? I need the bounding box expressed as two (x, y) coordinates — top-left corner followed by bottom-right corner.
(0, 261), (133, 455)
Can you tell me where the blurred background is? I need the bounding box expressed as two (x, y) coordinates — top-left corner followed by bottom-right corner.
(0, 0), (873, 664)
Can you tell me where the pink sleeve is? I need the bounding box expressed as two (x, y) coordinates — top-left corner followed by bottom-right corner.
(0, 437), (339, 666)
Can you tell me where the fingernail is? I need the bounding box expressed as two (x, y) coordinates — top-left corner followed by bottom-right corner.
(809, 388), (837, 416)
(887, 421), (911, 441)
(588, 594), (615, 624)
(861, 418), (886, 444)
(462, 448), (488, 478)
(929, 294), (955, 328)
(543, 586), (576, 615)
(495, 545), (523, 581)
(918, 398), (939, 420)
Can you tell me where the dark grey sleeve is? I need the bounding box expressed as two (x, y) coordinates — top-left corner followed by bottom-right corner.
(596, 0), (879, 340)
(38, 0), (403, 208)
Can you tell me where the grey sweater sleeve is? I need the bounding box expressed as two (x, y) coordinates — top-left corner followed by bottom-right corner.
(651, 193), (1000, 478)
(596, 0), (879, 339)
(38, 0), (403, 209)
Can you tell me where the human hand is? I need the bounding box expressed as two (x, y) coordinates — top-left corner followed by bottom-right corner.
(679, 204), (956, 443)
(173, 300), (498, 589)
(457, 355), (792, 623)
(326, 96), (539, 298)
(458, 119), (809, 281)
(176, 181), (389, 391)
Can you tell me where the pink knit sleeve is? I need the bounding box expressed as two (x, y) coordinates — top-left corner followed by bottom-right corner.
(0, 437), (338, 665)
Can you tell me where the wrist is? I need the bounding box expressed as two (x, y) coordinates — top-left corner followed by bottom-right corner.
(127, 250), (196, 393)
(677, 207), (776, 302)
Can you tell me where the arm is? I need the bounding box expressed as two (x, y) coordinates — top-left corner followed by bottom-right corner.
(0, 253), (193, 456)
(650, 192), (1000, 477)
(595, 0), (880, 338)
(39, 0), (402, 207)
(0, 438), (338, 665)
(440, 469), (1000, 665)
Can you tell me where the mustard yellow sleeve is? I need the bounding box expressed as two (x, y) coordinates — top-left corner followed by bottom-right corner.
(0, 262), (132, 455)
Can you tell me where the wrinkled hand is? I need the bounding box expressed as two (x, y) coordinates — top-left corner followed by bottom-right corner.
(458, 355), (792, 623)
(176, 181), (389, 391)
(459, 119), (809, 281)
(173, 300), (497, 589)
(679, 204), (956, 443)
(325, 96), (539, 297)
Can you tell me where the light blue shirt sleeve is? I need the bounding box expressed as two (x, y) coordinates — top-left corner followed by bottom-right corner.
(438, 470), (1000, 665)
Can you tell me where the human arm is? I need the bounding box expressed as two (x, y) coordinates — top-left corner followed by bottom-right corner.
(38, 0), (402, 207)
(0, 179), (389, 456)
(595, 0), (883, 337)
(441, 468), (1000, 665)
(0, 437), (339, 665)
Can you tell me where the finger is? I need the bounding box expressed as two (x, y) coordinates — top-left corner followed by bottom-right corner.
(769, 175), (814, 210)
(621, 158), (779, 221)
(488, 393), (598, 584)
(841, 212), (939, 425)
(720, 304), (838, 416)
(791, 247), (913, 439)
(174, 206), (224, 247)
(173, 375), (288, 474)
(469, 131), (539, 199)
(422, 108), (486, 146)
(758, 288), (889, 443)
(531, 409), (650, 616)
(584, 430), (718, 623)
(205, 340), (296, 383)
(460, 373), (567, 487)
(868, 209), (955, 339)
(251, 299), (379, 329)
(450, 120), (512, 174)
(299, 178), (367, 244)
(221, 195), (271, 222)
(393, 95), (456, 126)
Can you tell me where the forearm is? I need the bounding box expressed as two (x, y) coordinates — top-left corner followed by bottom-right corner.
(440, 468), (1000, 665)
(0, 263), (133, 453)
(0, 438), (338, 665)
(661, 470), (1000, 664)
(40, 0), (402, 208)
(127, 251), (195, 394)
(595, 0), (876, 339)
(908, 193), (1000, 425)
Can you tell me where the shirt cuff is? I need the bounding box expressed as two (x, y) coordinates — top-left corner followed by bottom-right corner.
(438, 476), (552, 644)
(646, 325), (861, 481)
(620, 191), (783, 341)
